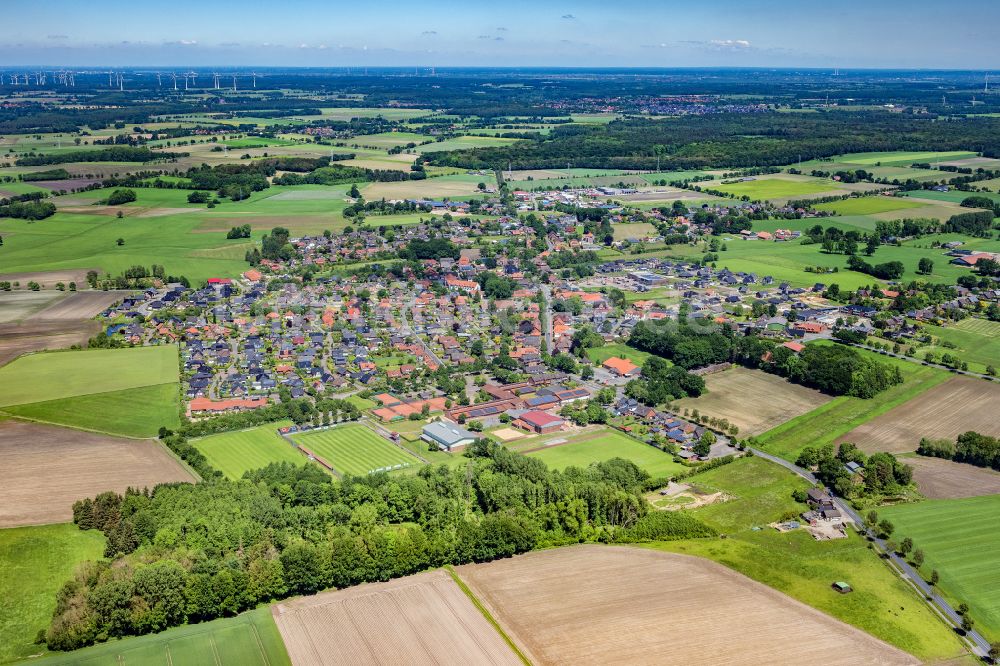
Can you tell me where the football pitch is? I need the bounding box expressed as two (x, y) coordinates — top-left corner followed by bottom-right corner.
(291, 424), (422, 476)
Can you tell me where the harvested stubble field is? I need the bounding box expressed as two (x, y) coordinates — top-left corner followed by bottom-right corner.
(456, 545), (915, 666)
(28, 290), (129, 320)
(901, 455), (1000, 499)
(0, 420), (194, 527)
(0, 291), (64, 323)
(272, 569), (521, 666)
(676, 367), (832, 437)
(836, 376), (1000, 454)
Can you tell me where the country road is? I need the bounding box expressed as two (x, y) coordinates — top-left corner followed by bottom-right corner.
(751, 448), (992, 658)
(849, 342), (998, 382)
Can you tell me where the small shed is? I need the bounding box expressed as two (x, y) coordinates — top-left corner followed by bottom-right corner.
(832, 581), (853, 594)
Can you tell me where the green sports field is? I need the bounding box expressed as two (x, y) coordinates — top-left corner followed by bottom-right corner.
(34, 607), (290, 666)
(882, 495), (1000, 641)
(0, 524), (106, 663)
(193, 422), (305, 479)
(1, 383), (180, 438)
(0, 346), (178, 408)
(291, 424), (422, 475)
(528, 430), (685, 478)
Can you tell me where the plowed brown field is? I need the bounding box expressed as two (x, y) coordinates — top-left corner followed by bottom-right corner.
(0, 420), (194, 527)
(456, 545), (917, 666)
(272, 570), (521, 666)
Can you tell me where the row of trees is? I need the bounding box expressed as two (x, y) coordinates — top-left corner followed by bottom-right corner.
(917, 431), (1000, 471)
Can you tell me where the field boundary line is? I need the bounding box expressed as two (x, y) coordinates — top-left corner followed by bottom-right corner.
(445, 566), (532, 666)
(0, 411), (155, 441)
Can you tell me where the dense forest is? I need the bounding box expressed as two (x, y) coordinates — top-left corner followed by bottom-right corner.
(425, 113), (1000, 170)
(46, 442), (714, 650)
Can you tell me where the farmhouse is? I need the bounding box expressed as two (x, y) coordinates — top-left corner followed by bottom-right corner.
(422, 421), (478, 451)
(602, 356), (641, 377)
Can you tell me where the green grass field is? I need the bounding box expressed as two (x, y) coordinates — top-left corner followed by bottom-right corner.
(757, 347), (952, 461)
(0, 524), (106, 664)
(528, 430), (685, 478)
(193, 422), (305, 479)
(685, 456), (809, 533)
(648, 530), (964, 661)
(291, 424), (422, 475)
(1, 383), (180, 438)
(918, 317), (1000, 374)
(0, 346), (178, 408)
(814, 196), (929, 216)
(711, 176), (837, 200)
(585, 343), (653, 367)
(882, 495), (1000, 641)
(34, 607), (290, 666)
(834, 150), (978, 166)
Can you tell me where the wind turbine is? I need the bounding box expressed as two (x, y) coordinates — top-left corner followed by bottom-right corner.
(250, 71), (258, 88)
(156, 71), (162, 87)
(212, 72), (220, 89)
(108, 70), (114, 87)
(232, 73), (238, 91)
(170, 72), (178, 91)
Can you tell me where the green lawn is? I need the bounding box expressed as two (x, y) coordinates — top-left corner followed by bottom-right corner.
(0, 524), (106, 664)
(686, 456), (810, 533)
(291, 424), (422, 476)
(882, 495), (1000, 642)
(647, 530), (964, 661)
(585, 343), (653, 366)
(0, 346), (179, 408)
(34, 607), (290, 666)
(756, 348), (952, 462)
(528, 430), (685, 478)
(814, 196), (929, 216)
(193, 422), (303, 480)
(711, 176), (838, 200)
(1, 383), (180, 438)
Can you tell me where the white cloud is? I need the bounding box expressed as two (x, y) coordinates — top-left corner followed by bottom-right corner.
(709, 39), (752, 50)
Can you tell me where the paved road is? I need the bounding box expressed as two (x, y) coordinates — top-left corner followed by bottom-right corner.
(751, 448), (991, 658)
(540, 284), (553, 352)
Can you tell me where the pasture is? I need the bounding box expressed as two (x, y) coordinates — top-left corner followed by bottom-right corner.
(814, 196), (929, 216)
(675, 367), (832, 437)
(882, 495), (1000, 641)
(290, 424), (422, 476)
(456, 545), (917, 665)
(0, 345), (178, 408)
(710, 175), (840, 200)
(918, 317), (1000, 374)
(194, 423), (305, 480)
(686, 456), (810, 533)
(36, 607), (291, 666)
(272, 570), (521, 666)
(0, 420), (194, 527)
(0, 523), (106, 663)
(834, 150), (978, 166)
(835, 376), (1000, 454)
(758, 352), (951, 462)
(526, 430), (685, 478)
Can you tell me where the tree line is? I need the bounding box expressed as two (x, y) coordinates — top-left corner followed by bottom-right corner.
(45, 441), (714, 650)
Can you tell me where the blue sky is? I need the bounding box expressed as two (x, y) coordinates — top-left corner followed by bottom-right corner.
(2, 0), (998, 68)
